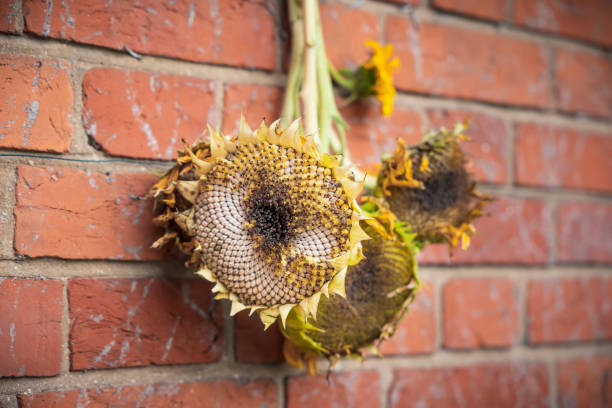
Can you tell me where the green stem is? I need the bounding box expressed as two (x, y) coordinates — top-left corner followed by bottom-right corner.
(313, 0), (348, 157)
(328, 62), (354, 90)
(301, 0), (318, 139)
(280, 0), (304, 129)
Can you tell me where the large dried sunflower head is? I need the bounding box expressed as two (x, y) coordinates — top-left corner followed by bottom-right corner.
(281, 206), (419, 374)
(149, 118), (369, 328)
(376, 121), (491, 250)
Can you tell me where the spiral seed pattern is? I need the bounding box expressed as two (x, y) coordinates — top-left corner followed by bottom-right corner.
(194, 142), (352, 306)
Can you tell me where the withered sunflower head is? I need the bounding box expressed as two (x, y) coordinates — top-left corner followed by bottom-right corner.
(281, 206), (419, 375)
(376, 121), (491, 250)
(149, 117), (369, 328)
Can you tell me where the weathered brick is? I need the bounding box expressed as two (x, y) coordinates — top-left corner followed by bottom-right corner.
(320, 3), (378, 69)
(379, 0), (421, 5)
(0, 167), (16, 258)
(386, 18), (551, 108)
(514, 0), (612, 48)
(342, 102), (422, 174)
(528, 278), (612, 343)
(14, 166), (165, 260)
(234, 311), (284, 364)
(444, 278), (519, 349)
(82, 68), (215, 160)
(287, 371), (379, 408)
(68, 278), (222, 370)
(390, 362), (550, 408)
(433, 0), (507, 21)
(428, 109), (507, 183)
(19, 379), (277, 407)
(557, 202), (612, 263)
(23, 0), (277, 70)
(0, 0), (19, 32)
(380, 281), (435, 355)
(0, 55), (72, 152)
(0, 278), (62, 377)
(555, 48), (612, 118)
(515, 123), (612, 192)
(557, 355), (612, 408)
(222, 84), (283, 136)
(419, 197), (551, 264)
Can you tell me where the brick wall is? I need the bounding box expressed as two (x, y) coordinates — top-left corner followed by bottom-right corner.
(1, 1), (611, 407)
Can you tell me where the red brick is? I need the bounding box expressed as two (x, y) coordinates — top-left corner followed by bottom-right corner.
(222, 84), (283, 135)
(386, 18), (551, 108)
(0, 55), (72, 152)
(390, 362), (550, 408)
(0, 0), (19, 32)
(14, 166), (164, 260)
(433, 0), (507, 21)
(527, 278), (612, 343)
(557, 202), (612, 263)
(82, 68), (215, 160)
(342, 102), (422, 173)
(443, 278), (519, 349)
(0, 167), (16, 258)
(342, 102), (422, 160)
(380, 281), (435, 355)
(287, 371), (379, 408)
(23, 0), (276, 70)
(320, 3), (378, 69)
(0, 278), (62, 377)
(514, 0), (612, 48)
(557, 355), (612, 408)
(428, 109), (507, 183)
(379, 0), (421, 5)
(516, 123), (612, 192)
(419, 197), (551, 264)
(555, 48), (612, 118)
(68, 278), (222, 370)
(19, 379), (277, 407)
(234, 311), (283, 364)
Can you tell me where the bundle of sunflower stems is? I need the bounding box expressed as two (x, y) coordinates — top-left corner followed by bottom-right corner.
(148, 0), (491, 376)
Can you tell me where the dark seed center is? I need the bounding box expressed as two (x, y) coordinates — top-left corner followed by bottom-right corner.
(247, 190), (292, 247)
(412, 169), (465, 212)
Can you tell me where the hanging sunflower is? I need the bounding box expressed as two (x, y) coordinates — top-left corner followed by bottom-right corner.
(331, 40), (400, 117)
(375, 121), (492, 250)
(281, 205), (419, 374)
(149, 118), (369, 328)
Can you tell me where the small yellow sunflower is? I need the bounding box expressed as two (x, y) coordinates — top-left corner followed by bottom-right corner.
(363, 40), (400, 117)
(149, 118), (370, 328)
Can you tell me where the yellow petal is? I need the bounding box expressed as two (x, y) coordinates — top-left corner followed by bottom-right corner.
(321, 154), (342, 168)
(350, 217), (371, 245)
(328, 268), (347, 298)
(348, 242), (365, 266)
(279, 304), (295, 328)
(176, 180), (200, 204)
(195, 267), (215, 282)
(307, 292), (321, 320)
(238, 115), (257, 144)
(230, 300), (247, 316)
(329, 252), (349, 271)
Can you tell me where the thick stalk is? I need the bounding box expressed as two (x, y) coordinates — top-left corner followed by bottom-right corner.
(301, 0), (318, 140)
(280, 0), (304, 128)
(313, 0), (347, 158)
